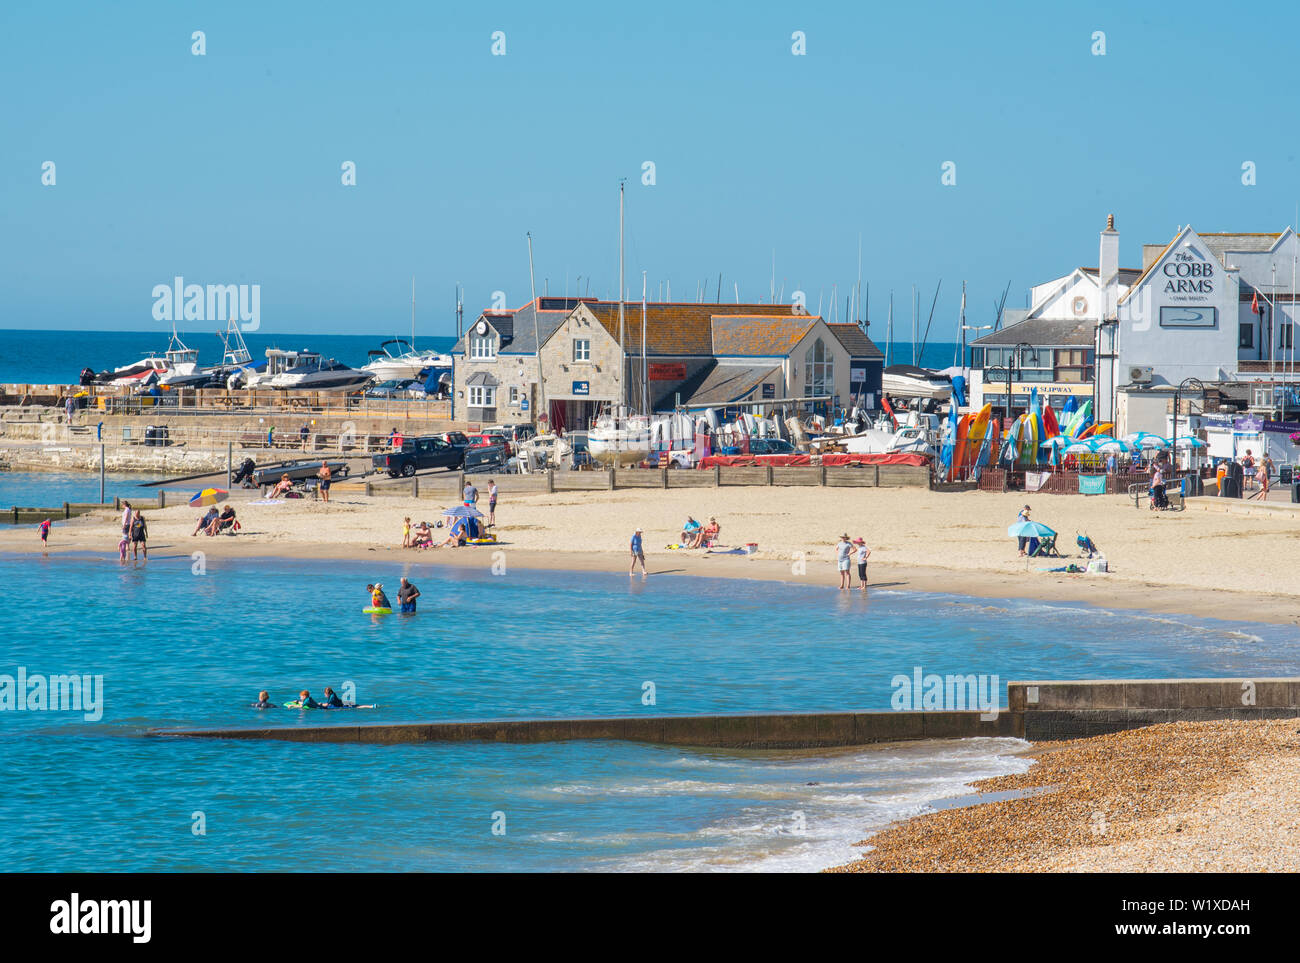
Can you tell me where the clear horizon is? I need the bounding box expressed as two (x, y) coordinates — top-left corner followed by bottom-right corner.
(5, 0), (1298, 338)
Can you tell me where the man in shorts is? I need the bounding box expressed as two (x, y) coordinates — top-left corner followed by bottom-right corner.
(629, 527), (646, 578)
(397, 576), (421, 614)
(836, 533), (853, 590)
(317, 461), (332, 503)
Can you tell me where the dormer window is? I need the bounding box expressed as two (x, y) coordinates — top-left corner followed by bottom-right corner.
(470, 331), (495, 360)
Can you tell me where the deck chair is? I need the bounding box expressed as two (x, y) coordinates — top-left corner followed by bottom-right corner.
(1029, 534), (1060, 558)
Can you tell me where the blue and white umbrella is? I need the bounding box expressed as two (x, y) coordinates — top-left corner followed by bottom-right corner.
(1091, 436), (1136, 453)
(1123, 431), (1169, 450)
(1064, 439), (1099, 455)
(1170, 435), (1206, 449)
(442, 504), (484, 519)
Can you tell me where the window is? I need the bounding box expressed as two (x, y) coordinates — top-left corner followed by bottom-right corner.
(470, 335), (495, 360)
(468, 385), (496, 408)
(1281, 324), (1293, 349)
(573, 339), (590, 362)
(970, 347), (985, 368)
(1053, 348), (1093, 384)
(509, 386), (520, 405)
(803, 337), (834, 398)
(1239, 323), (1254, 348)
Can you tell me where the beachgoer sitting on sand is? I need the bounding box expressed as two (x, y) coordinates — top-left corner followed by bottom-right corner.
(412, 521), (433, 548)
(681, 516), (702, 547)
(193, 507), (219, 536)
(701, 516), (720, 547)
(268, 474), (294, 498)
(216, 505), (239, 534)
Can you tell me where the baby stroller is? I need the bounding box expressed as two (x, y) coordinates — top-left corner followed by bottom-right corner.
(1076, 532), (1099, 558)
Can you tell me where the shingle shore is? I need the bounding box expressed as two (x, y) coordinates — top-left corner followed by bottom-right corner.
(829, 719), (1300, 872)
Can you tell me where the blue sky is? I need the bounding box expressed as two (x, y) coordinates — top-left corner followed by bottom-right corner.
(4, 0), (1300, 338)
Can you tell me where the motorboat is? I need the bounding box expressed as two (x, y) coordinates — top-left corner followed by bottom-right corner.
(512, 433), (576, 473)
(229, 348), (303, 390)
(164, 318), (259, 389)
(267, 352), (373, 391)
(361, 339), (453, 382)
(586, 406), (652, 465)
(93, 353), (170, 385)
(882, 364), (952, 402)
(252, 458), (350, 488)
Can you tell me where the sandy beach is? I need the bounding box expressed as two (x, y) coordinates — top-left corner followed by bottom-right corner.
(7, 482), (1300, 625)
(829, 718), (1300, 872)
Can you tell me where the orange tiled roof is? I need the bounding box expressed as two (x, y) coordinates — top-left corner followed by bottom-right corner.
(584, 302), (806, 357)
(711, 315), (817, 356)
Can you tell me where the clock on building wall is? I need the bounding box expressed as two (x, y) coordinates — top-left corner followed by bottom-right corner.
(1072, 296), (1089, 316)
(476, 320), (488, 335)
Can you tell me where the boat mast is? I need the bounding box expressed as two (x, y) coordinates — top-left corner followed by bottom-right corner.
(527, 232), (546, 424)
(641, 270), (648, 414)
(410, 276), (416, 350)
(886, 293), (893, 367)
(618, 179), (626, 410)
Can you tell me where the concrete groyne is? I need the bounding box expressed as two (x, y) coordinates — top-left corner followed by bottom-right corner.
(151, 678), (1300, 748)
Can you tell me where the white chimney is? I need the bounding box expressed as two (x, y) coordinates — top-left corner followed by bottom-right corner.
(1099, 213), (1119, 320)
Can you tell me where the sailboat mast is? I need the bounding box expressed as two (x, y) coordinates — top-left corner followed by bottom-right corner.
(411, 276), (416, 349)
(641, 270), (648, 414)
(618, 180), (626, 410)
(886, 293), (893, 367)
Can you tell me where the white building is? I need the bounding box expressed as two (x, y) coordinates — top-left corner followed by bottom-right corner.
(1113, 227), (1300, 436)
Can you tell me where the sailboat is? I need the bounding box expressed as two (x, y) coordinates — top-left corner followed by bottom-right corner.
(587, 182), (653, 466)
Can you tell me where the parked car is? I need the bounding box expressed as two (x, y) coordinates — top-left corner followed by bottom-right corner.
(439, 431), (470, 448)
(484, 423), (537, 446)
(749, 438), (797, 455)
(372, 436), (464, 477)
(466, 432), (512, 456)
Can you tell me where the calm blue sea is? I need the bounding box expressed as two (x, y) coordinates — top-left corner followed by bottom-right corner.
(0, 471), (165, 516)
(0, 329), (958, 385)
(1, 554), (1294, 871)
(0, 329), (460, 386)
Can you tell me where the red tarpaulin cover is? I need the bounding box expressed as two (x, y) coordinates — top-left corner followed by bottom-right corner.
(697, 452), (929, 469)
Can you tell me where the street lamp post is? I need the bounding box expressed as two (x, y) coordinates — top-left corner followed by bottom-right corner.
(1172, 376), (1205, 475)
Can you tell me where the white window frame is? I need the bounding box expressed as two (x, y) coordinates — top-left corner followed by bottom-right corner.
(573, 339), (591, 362)
(509, 386), (520, 406)
(468, 385), (496, 408)
(470, 335), (496, 360)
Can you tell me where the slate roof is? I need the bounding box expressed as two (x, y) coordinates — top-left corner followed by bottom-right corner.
(972, 316), (1096, 347)
(682, 363), (780, 406)
(825, 322), (884, 359)
(451, 303), (568, 354)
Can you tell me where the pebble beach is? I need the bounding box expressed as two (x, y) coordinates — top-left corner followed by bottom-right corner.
(830, 718), (1300, 873)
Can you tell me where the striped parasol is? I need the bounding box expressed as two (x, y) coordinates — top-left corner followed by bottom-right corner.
(188, 488), (228, 507)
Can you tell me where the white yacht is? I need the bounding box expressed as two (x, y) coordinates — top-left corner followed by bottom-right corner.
(362, 339), (453, 382)
(267, 352), (373, 391)
(587, 406), (653, 465)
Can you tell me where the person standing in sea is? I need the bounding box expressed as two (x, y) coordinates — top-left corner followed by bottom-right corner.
(120, 501), (133, 538)
(397, 577), (420, 613)
(129, 512), (148, 560)
(629, 527), (646, 578)
(836, 533), (853, 590)
(853, 537), (871, 592)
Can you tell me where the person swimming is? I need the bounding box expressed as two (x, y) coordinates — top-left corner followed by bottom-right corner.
(369, 582), (392, 609)
(250, 690), (277, 708)
(322, 686), (345, 708)
(292, 689), (322, 709)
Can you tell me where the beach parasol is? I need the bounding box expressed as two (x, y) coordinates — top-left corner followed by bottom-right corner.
(1008, 520), (1057, 539)
(188, 488), (228, 507)
(1124, 432), (1169, 450)
(1063, 439), (1098, 455)
(1090, 436), (1135, 453)
(1170, 435), (1206, 449)
(441, 504), (484, 519)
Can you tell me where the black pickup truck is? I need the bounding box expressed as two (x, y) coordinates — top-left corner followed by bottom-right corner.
(372, 435), (465, 477)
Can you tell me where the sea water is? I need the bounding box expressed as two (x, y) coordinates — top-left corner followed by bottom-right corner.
(0, 471), (167, 521)
(1, 554), (1295, 872)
